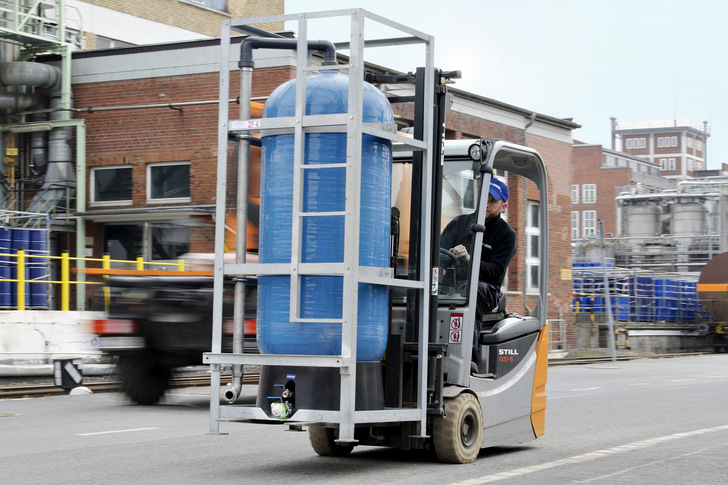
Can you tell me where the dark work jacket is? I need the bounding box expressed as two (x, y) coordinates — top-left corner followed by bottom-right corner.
(440, 213), (516, 290)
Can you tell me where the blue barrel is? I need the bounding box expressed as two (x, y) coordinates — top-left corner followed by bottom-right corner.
(257, 71), (393, 361)
(27, 229), (49, 308)
(0, 227), (10, 307)
(11, 228), (31, 307)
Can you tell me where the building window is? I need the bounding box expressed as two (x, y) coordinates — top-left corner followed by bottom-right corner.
(526, 202), (540, 291)
(96, 36), (134, 49)
(583, 210), (597, 237)
(668, 158), (676, 170)
(91, 166), (132, 205)
(103, 222), (190, 265)
(687, 158), (694, 172)
(657, 137), (664, 148)
(688, 138), (694, 149)
(147, 162), (191, 203)
(582, 184), (597, 204)
(571, 184), (579, 204)
(660, 158), (667, 170)
(571, 211), (580, 240)
(626, 139), (633, 149)
(671, 136), (678, 147)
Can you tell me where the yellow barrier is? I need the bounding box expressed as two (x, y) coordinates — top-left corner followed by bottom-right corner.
(0, 250), (190, 311)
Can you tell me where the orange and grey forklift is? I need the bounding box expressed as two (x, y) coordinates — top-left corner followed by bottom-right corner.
(204, 9), (548, 464)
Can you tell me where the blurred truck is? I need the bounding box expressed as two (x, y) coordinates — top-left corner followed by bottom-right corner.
(91, 265), (257, 404)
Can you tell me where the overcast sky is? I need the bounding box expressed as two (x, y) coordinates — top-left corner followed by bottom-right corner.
(284, 0), (727, 169)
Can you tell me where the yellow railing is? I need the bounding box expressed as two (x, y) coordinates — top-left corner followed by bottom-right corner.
(0, 250), (206, 311)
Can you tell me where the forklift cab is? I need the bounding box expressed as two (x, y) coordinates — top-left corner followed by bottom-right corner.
(392, 137), (548, 386)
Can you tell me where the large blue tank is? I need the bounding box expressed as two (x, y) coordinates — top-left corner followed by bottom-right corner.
(257, 71), (392, 361)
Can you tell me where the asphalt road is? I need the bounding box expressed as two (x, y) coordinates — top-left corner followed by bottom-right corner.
(2, 354), (727, 484)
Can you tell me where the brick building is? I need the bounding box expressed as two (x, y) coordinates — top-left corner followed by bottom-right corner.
(611, 117), (710, 179)
(65, 0), (284, 48)
(572, 143), (666, 239)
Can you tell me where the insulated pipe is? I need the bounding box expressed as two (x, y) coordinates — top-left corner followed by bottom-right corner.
(1, 61), (75, 212)
(239, 37), (337, 68)
(0, 91), (43, 111)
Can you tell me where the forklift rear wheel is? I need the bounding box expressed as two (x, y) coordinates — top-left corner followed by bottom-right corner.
(308, 426), (355, 457)
(433, 393), (483, 463)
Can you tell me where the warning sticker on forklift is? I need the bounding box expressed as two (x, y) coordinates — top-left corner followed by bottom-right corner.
(449, 313), (463, 344)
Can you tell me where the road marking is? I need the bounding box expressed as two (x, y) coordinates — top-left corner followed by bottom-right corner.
(669, 379), (692, 382)
(572, 441), (728, 483)
(571, 387), (602, 391)
(77, 427), (159, 436)
(448, 424), (728, 485)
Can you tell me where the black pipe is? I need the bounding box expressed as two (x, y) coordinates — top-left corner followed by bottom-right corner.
(239, 37), (337, 68)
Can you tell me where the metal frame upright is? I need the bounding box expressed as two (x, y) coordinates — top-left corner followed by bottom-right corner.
(205, 9), (435, 441)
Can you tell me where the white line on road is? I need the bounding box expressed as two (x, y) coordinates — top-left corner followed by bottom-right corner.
(570, 387), (602, 391)
(448, 424), (728, 485)
(77, 427), (159, 436)
(571, 441), (728, 483)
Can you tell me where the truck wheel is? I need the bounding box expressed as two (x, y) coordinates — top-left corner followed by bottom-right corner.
(433, 393), (483, 463)
(308, 426), (354, 456)
(119, 354), (170, 405)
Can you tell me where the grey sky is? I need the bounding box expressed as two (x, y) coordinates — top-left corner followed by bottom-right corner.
(284, 0), (727, 169)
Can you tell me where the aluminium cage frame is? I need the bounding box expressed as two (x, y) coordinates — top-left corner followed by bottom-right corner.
(204, 9), (436, 441)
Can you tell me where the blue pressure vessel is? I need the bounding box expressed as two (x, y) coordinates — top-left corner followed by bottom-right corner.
(257, 71), (392, 361)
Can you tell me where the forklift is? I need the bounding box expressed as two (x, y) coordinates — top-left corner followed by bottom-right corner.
(204, 9), (549, 464)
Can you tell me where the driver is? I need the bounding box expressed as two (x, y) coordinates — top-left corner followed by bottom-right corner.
(439, 177), (516, 360)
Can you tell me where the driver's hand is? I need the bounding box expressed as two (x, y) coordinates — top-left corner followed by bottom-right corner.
(450, 244), (470, 262)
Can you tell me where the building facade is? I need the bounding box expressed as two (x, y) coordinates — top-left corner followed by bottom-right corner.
(611, 117), (710, 179)
(572, 142), (667, 239)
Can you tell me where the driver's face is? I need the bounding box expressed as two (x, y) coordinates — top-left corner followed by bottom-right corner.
(486, 194), (507, 220)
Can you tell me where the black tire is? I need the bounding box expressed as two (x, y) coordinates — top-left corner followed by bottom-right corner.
(433, 393), (483, 464)
(308, 426), (354, 457)
(119, 353), (170, 405)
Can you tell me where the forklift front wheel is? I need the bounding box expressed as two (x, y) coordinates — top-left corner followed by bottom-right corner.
(433, 393), (483, 463)
(308, 426), (355, 457)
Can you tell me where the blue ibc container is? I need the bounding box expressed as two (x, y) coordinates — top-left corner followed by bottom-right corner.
(0, 227), (10, 307)
(27, 229), (49, 308)
(10, 228), (31, 306)
(257, 71), (393, 361)
(654, 278), (678, 321)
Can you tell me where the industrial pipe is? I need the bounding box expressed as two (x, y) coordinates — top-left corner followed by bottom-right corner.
(239, 37), (337, 69)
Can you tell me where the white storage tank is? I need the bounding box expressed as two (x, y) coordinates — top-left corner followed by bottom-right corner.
(670, 200), (706, 236)
(625, 202), (661, 238)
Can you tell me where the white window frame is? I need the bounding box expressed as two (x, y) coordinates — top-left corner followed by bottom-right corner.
(657, 137), (664, 148)
(90, 165), (133, 207)
(525, 201), (541, 292)
(147, 161), (191, 204)
(671, 136), (678, 147)
(571, 211), (580, 240)
(571, 184), (580, 204)
(582, 184), (597, 204)
(668, 158), (676, 170)
(583, 210), (597, 237)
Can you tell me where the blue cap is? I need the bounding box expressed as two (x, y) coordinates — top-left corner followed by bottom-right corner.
(489, 178), (509, 202)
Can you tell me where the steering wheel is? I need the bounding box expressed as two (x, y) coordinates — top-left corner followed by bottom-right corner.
(439, 247), (457, 266)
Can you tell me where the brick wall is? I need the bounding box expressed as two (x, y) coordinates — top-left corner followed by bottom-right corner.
(74, 66), (295, 259)
(81, 0), (285, 38)
(573, 144), (632, 236)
